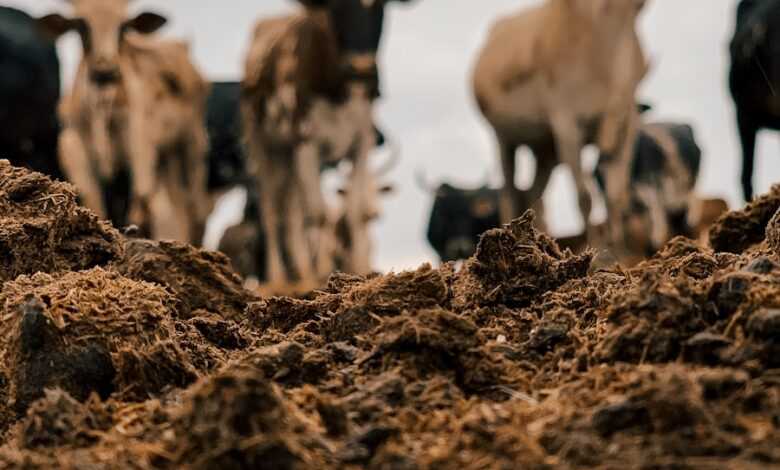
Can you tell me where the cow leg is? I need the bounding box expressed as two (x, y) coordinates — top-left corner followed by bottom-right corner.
(498, 137), (517, 224)
(550, 115), (593, 240)
(344, 130), (375, 276)
(315, 211), (337, 280)
(125, 115), (158, 237)
(157, 158), (190, 243)
(295, 142), (326, 226)
(59, 128), (106, 218)
(736, 110), (757, 201)
(636, 183), (668, 251)
(601, 110), (638, 251)
(251, 147), (286, 285)
(528, 144), (557, 232)
(183, 125), (211, 245)
(286, 185), (316, 285)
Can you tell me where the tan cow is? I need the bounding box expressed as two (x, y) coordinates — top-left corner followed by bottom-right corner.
(38, 0), (210, 244)
(473, 0), (649, 247)
(315, 146), (398, 279)
(241, 0), (412, 287)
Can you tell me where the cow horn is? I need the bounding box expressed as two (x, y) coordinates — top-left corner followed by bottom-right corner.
(375, 135), (401, 176)
(415, 169), (437, 193)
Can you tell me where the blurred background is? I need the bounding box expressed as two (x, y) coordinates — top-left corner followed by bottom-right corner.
(7, 0), (778, 271)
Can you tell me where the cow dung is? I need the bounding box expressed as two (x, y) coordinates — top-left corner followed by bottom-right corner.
(1, 162), (780, 468)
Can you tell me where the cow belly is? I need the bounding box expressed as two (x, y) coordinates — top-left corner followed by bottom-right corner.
(486, 88), (550, 143)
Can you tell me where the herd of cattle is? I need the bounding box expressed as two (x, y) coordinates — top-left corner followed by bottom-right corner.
(0, 0), (778, 287)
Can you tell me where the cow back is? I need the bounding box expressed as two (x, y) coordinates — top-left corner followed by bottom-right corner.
(124, 34), (208, 109)
(730, 0), (780, 112)
(0, 7), (62, 179)
(243, 12), (344, 136)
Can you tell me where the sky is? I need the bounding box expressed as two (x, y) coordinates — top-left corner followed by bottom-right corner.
(7, 0), (780, 271)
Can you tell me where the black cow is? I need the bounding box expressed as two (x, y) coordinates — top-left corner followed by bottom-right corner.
(206, 81), (247, 192)
(0, 6), (63, 180)
(422, 179), (501, 262)
(595, 121), (702, 253)
(730, 0), (780, 201)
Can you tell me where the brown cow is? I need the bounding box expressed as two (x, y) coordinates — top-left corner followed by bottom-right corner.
(38, 0), (210, 244)
(473, 0), (649, 248)
(241, 0), (412, 286)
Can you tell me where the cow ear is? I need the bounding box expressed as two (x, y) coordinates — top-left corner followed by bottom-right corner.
(297, 0), (330, 7)
(37, 14), (78, 40)
(637, 103), (653, 114)
(125, 12), (167, 34)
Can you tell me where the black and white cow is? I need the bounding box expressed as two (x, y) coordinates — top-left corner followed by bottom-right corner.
(730, 0), (780, 201)
(595, 121), (702, 254)
(0, 6), (63, 180)
(241, 0), (415, 285)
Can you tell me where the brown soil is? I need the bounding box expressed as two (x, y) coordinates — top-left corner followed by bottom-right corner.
(0, 160), (121, 282)
(1, 161), (780, 469)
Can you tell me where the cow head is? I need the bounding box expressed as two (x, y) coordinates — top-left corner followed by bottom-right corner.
(38, 0), (166, 87)
(418, 173), (501, 262)
(336, 140), (398, 224)
(297, 0), (413, 93)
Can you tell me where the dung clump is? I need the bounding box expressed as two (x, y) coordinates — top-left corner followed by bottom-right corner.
(454, 211), (593, 308)
(767, 208), (780, 255)
(0, 268), (178, 414)
(163, 365), (331, 469)
(0, 160), (122, 282)
(709, 184), (780, 253)
(19, 389), (113, 450)
(114, 238), (258, 320)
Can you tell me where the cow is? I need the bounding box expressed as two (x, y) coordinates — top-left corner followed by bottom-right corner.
(594, 121), (702, 255)
(217, 149), (397, 283)
(418, 176), (501, 262)
(206, 81), (247, 193)
(0, 6), (63, 180)
(729, 0), (780, 201)
(241, 0), (413, 287)
(472, 0), (649, 249)
(38, 0), (210, 244)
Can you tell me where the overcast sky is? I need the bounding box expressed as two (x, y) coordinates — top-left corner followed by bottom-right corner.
(8, 0), (778, 271)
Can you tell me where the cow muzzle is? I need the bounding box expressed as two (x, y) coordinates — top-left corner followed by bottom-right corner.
(343, 54), (380, 98)
(444, 237), (476, 262)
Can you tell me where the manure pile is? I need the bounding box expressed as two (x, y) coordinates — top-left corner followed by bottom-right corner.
(0, 160), (779, 469)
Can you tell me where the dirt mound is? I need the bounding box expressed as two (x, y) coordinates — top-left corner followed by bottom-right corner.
(767, 207), (780, 255)
(709, 184), (780, 253)
(453, 211), (593, 309)
(3, 161), (780, 468)
(114, 238), (259, 320)
(0, 268), (217, 417)
(162, 365), (332, 469)
(0, 160), (121, 282)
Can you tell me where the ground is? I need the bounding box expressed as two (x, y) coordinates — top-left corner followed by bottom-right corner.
(0, 159), (779, 469)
